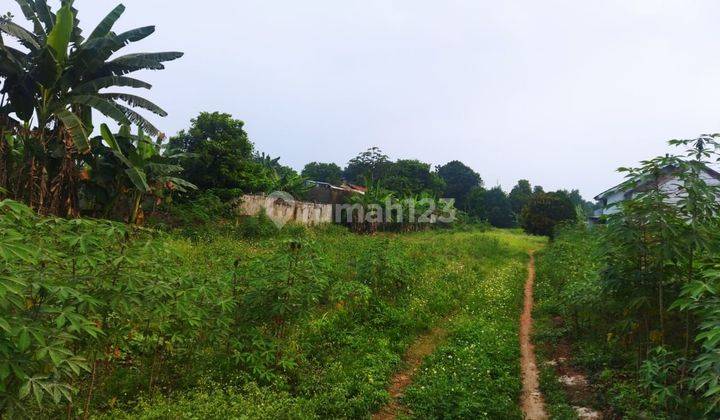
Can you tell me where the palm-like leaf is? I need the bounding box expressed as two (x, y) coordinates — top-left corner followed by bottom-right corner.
(101, 52), (184, 76)
(13, 0), (45, 36)
(2, 0), (180, 182)
(33, 0), (55, 33)
(45, 5), (73, 63)
(114, 103), (160, 136)
(67, 95), (130, 125)
(87, 4), (125, 40)
(102, 93), (167, 117)
(73, 76), (151, 94)
(0, 20), (40, 49)
(55, 109), (90, 153)
(116, 26), (155, 44)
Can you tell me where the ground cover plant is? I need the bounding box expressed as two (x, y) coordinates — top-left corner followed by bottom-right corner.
(403, 231), (544, 419)
(0, 198), (543, 418)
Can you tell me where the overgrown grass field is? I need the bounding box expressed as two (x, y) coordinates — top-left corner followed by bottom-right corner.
(1, 201), (544, 418)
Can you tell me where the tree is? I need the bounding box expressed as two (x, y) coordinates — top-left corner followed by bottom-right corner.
(302, 162), (343, 185)
(557, 188), (596, 216)
(520, 191), (576, 237)
(0, 1), (182, 216)
(509, 179), (533, 215)
(383, 159), (445, 196)
(437, 160), (482, 209)
(533, 185), (545, 195)
(168, 112), (274, 193)
(465, 186), (486, 219)
(464, 186), (515, 228)
(95, 124), (196, 223)
(343, 147), (390, 184)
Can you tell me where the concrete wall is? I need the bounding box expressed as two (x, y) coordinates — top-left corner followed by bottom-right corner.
(236, 194), (334, 226)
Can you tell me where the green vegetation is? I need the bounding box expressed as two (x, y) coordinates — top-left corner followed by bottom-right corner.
(1, 1), (649, 419)
(0, 1), (182, 218)
(0, 197), (543, 418)
(404, 232), (544, 418)
(436, 160), (483, 210)
(520, 192), (576, 238)
(466, 186), (516, 228)
(301, 162), (343, 185)
(535, 136), (720, 418)
(167, 112), (278, 195)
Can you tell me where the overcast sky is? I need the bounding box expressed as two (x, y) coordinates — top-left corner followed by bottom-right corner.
(7, 0), (720, 199)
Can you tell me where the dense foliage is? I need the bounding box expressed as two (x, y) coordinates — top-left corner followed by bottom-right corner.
(383, 159), (445, 197)
(0, 1), (182, 218)
(343, 147), (390, 184)
(167, 112), (274, 193)
(301, 162), (343, 185)
(437, 160), (483, 210)
(466, 186), (516, 228)
(534, 135), (720, 417)
(520, 191), (576, 237)
(0, 200), (542, 418)
(508, 179), (533, 215)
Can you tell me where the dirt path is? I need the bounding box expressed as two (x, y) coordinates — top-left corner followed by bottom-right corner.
(372, 326), (449, 420)
(547, 318), (603, 419)
(520, 253), (548, 419)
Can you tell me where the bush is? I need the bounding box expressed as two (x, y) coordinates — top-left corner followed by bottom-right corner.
(520, 192), (576, 237)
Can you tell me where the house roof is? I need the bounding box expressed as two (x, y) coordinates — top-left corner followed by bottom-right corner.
(307, 180), (366, 195)
(594, 163), (720, 201)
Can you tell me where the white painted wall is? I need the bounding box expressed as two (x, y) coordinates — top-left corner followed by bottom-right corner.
(596, 169), (720, 217)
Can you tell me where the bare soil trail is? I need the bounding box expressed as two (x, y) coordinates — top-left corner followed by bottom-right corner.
(372, 325), (449, 420)
(520, 253), (548, 419)
(547, 317), (603, 419)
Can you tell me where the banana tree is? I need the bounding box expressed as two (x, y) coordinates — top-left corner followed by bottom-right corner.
(349, 177), (393, 233)
(0, 1), (182, 215)
(97, 124), (196, 224)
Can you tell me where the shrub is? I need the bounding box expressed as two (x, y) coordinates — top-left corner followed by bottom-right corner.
(520, 192), (576, 237)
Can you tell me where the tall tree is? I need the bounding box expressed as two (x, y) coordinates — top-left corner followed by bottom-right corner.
(302, 162), (343, 185)
(343, 147), (390, 184)
(465, 186), (515, 227)
(437, 160), (482, 209)
(508, 179), (533, 215)
(520, 191), (576, 237)
(557, 188), (595, 215)
(482, 186), (515, 228)
(168, 112), (273, 192)
(383, 159), (445, 196)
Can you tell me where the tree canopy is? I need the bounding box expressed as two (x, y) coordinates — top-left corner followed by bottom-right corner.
(383, 159), (445, 196)
(343, 147), (390, 184)
(508, 179), (533, 215)
(437, 160), (483, 209)
(520, 191), (576, 237)
(465, 186), (516, 227)
(168, 112), (273, 192)
(302, 162), (343, 185)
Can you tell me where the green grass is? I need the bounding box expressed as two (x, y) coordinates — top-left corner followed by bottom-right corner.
(2, 202), (545, 419)
(105, 228), (544, 419)
(402, 231), (544, 419)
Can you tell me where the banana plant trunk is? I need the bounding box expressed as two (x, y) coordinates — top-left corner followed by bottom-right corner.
(130, 192), (143, 225)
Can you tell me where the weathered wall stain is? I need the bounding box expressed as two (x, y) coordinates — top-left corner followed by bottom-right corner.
(236, 194), (334, 226)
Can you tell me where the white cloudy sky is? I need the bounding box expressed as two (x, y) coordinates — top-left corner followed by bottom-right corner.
(7, 0), (720, 198)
